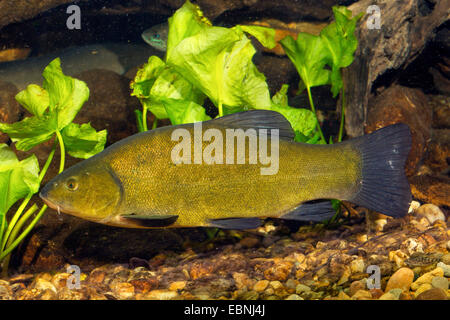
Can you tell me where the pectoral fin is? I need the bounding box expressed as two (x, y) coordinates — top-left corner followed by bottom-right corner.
(208, 217), (262, 230)
(120, 214), (179, 227)
(281, 201), (336, 222)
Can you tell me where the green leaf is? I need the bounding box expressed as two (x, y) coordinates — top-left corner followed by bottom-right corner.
(166, 0), (211, 60)
(270, 103), (317, 138)
(42, 58), (90, 129)
(234, 25), (276, 49)
(168, 27), (272, 112)
(15, 84), (49, 117)
(280, 33), (331, 93)
(0, 58), (92, 151)
(0, 114), (57, 151)
(161, 98), (211, 125)
(271, 84), (289, 106)
(320, 6), (363, 97)
(131, 56), (205, 119)
(0, 144), (40, 216)
(61, 123), (107, 159)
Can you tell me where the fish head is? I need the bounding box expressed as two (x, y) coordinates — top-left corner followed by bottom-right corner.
(141, 23), (168, 52)
(39, 161), (123, 223)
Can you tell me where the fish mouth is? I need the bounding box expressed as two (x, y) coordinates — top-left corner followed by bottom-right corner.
(39, 191), (62, 214)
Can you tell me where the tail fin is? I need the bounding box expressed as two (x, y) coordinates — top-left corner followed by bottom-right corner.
(349, 123), (412, 217)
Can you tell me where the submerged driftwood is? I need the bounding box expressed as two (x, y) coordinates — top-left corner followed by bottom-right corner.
(344, 0), (449, 137)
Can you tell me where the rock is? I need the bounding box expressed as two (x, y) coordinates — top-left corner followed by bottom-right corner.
(0, 80), (21, 143)
(430, 95), (450, 128)
(351, 290), (372, 300)
(73, 69), (140, 145)
(32, 278), (57, 294)
(385, 267), (414, 292)
(442, 254), (450, 266)
(0, 48), (31, 63)
(424, 129), (450, 173)
(285, 294), (303, 300)
(447, 241), (450, 251)
(437, 263), (450, 277)
(349, 280), (366, 297)
(409, 174), (450, 207)
(337, 291), (351, 300)
(365, 85), (432, 176)
(379, 292), (397, 300)
(415, 204), (446, 224)
(411, 267), (444, 291)
(263, 260), (292, 281)
(408, 201), (421, 214)
(295, 284), (311, 295)
(0, 280), (12, 300)
(253, 280), (269, 292)
(350, 258), (365, 274)
(110, 282), (135, 300)
(415, 288), (448, 300)
(232, 272), (253, 290)
(414, 283), (432, 297)
(168, 281), (186, 292)
(431, 276), (449, 290)
(144, 289), (178, 300)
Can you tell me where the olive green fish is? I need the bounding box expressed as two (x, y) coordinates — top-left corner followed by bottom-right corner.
(40, 110), (412, 229)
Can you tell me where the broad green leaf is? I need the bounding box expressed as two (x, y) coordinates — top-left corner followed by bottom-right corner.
(166, 0), (211, 59)
(15, 84), (49, 117)
(42, 58), (90, 129)
(280, 33), (331, 93)
(271, 84), (289, 106)
(234, 25), (276, 49)
(0, 144), (40, 216)
(320, 6), (363, 97)
(270, 103), (317, 138)
(131, 56), (205, 119)
(161, 98), (211, 125)
(168, 27), (272, 112)
(61, 123), (107, 159)
(0, 113), (57, 151)
(0, 58), (93, 152)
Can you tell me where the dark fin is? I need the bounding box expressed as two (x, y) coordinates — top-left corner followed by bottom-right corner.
(281, 201), (336, 222)
(348, 123), (412, 217)
(120, 214), (178, 227)
(209, 110), (294, 140)
(208, 217), (262, 230)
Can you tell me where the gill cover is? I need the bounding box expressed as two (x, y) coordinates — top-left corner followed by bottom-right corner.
(39, 160), (123, 223)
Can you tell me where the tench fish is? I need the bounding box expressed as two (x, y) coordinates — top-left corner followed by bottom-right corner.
(40, 110), (412, 229)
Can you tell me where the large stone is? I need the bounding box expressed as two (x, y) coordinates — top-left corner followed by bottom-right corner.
(73, 69), (139, 145)
(415, 288), (448, 300)
(365, 85), (432, 176)
(384, 267), (414, 292)
(409, 174), (450, 207)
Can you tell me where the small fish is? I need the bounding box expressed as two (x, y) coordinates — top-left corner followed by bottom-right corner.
(40, 110), (412, 230)
(142, 23), (169, 52)
(405, 252), (443, 268)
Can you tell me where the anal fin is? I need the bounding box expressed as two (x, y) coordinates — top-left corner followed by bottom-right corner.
(281, 201), (335, 222)
(208, 217), (262, 230)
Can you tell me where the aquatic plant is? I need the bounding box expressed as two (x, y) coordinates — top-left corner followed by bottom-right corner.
(0, 58), (106, 273)
(131, 0), (318, 142)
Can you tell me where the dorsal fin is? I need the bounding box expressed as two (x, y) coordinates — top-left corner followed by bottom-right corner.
(208, 110), (294, 140)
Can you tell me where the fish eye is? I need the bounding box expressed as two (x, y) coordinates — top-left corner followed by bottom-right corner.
(65, 178), (78, 191)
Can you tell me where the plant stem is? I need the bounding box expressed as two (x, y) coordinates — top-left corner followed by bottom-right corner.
(0, 204), (47, 262)
(218, 101), (223, 118)
(152, 118), (158, 130)
(338, 86), (346, 143)
(142, 107), (148, 131)
(306, 85), (326, 143)
(0, 144), (56, 252)
(55, 130), (65, 173)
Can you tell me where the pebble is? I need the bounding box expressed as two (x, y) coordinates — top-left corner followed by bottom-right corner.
(408, 201), (421, 214)
(411, 267), (444, 290)
(415, 204), (446, 224)
(350, 258), (365, 274)
(415, 288), (448, 300)
(441, 253), (450, 265)
(437, 262), (450, 277)
(295, 284), (311, 294)
(349, 280), (366, 297)
(33, 278), (57, 294)
(414, 283), (433, 297)
(169, 281), (187, 292)
(447, 240), (450, 251)
(385, 267), (414, 292)
(379, 292), (398, 300)
(337, 291), (351, 300)
(145, 289), (178, 300)
(253, 280), (269, 292)
(351, 289), (372, 300)
(285, 294), (303, 300)
(431, 276), (449, 290)
(110, 282), (135, 300)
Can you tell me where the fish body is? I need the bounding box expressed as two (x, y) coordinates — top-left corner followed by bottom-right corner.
(40, 110), (412, 229)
